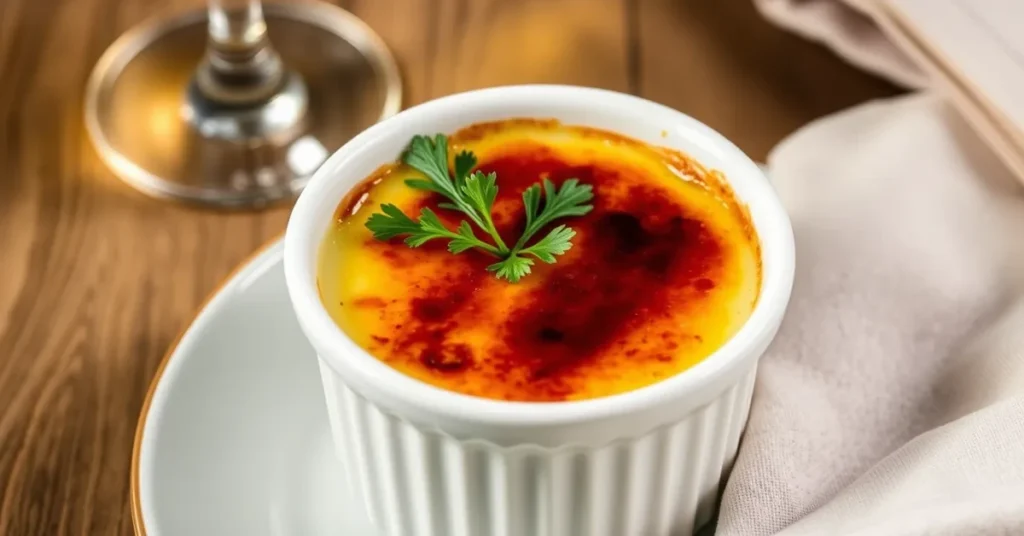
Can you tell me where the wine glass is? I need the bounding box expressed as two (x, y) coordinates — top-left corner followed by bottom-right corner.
(85, 0), (401, 208)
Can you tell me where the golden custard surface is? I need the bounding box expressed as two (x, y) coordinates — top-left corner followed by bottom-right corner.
(318, 121), (761, 402)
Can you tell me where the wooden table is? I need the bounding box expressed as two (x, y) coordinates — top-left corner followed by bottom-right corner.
(0, 0), (897, 533)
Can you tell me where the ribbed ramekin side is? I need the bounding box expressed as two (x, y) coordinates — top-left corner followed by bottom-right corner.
(318, 359), (757, 536)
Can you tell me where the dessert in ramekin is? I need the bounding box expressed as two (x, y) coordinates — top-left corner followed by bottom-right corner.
(285, 85), (794, 536)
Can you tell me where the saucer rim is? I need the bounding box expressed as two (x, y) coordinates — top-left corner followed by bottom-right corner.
(130, 235), (283, 536)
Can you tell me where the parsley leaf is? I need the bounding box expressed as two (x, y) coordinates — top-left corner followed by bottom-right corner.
(364, 203), (420, 240)
(519, 224), (576, 263)
(516, 178), (593, 250)
(365, 134), (594, 282)
(454, 151), (477, 189)
(401, 135), (506, 251)
(487, 254), (535, 283)
(366, 205), (500, 256)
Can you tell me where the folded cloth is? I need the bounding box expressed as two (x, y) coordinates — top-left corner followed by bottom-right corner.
(755, 0), (1024, 187)
(872, 0), (1024, 189)
(752, 0), (925, 88)
(716, 93), (1024, 535)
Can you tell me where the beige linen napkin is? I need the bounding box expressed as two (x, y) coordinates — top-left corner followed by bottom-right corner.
(716, 93), (1024, 535)
(752, 0), (925, 88)
(755, 0), (1024, 187)
(872, 0), (1024, 192)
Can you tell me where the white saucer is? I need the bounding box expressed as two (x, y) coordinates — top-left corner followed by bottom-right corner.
(131, 239), (377, 535)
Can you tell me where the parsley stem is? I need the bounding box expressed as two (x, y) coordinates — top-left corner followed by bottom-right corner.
(511, 229), (534, 252)
(440, 228), (502, 257)
(480, 214), (509, 254)
(512, 220), (545, 252)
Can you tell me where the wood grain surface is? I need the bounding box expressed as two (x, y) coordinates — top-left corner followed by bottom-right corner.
(0, 0), (898, 534)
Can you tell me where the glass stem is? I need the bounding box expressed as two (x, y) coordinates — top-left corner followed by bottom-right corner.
(196, 0), (284, 105)
(207, 0), (268, 50)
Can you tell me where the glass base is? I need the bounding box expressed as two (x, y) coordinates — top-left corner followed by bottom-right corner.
(85, 2), (401, 209)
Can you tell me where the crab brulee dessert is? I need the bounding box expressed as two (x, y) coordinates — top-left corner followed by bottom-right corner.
(317, 120), (761, 402)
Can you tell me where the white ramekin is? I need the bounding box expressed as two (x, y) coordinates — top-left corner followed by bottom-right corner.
(285, 85), (794, 536)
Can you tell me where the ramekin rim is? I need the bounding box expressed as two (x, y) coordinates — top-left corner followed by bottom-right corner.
(284, 84), (795, 428)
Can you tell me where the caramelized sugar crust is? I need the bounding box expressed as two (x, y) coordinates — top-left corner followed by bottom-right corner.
(319, 120), (761, 402)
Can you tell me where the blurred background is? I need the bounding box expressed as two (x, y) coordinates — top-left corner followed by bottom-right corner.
(0, 1), (897, 534)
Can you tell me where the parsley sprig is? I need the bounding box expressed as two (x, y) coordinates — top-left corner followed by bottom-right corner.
(364, 134), (594, 282)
